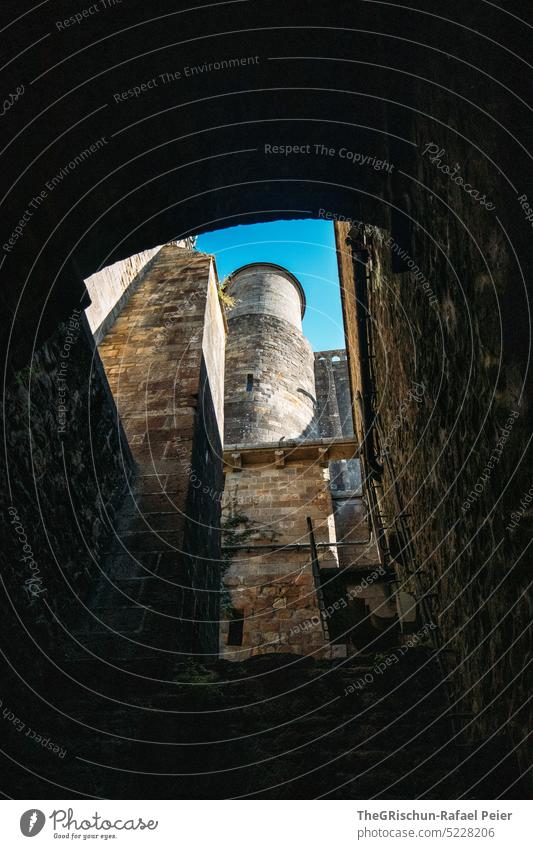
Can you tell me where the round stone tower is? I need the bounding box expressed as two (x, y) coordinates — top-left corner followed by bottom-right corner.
(224, 262), (318, 445)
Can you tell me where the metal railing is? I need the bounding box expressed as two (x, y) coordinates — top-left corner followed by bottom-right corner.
(306, 516), (331, 643)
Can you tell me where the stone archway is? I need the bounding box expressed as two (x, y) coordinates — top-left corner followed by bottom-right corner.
(1, 0), (530, 799)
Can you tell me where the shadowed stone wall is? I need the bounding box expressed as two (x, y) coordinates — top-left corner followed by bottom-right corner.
(94, 244), (226, 657)
(1, 309), (135, 673)
(221, 263), (343, 660)
(335, 168), (531, 772)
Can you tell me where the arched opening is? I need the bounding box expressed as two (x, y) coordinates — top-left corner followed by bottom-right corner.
(2, 0), (529, 801)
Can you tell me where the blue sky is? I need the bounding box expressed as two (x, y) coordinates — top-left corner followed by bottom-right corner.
(196, 219), (345, 352)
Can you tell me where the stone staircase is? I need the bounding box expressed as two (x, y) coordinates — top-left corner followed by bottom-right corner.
(1, 645), (523, 799)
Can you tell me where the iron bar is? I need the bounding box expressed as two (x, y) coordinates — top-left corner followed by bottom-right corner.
(222, 539), (371, 551)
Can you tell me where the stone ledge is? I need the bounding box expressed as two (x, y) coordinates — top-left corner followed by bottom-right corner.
(223, 435), (358, 469)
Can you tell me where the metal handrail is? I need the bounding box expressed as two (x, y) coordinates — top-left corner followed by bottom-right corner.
(222, 539), (372, 550)
(306, 516), (330, 642)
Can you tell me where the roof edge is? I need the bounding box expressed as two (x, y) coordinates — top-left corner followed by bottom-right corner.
(226, 262), (306, 318)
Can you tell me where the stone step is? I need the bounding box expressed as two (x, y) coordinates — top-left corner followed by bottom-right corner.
(9, 648), (518, 799)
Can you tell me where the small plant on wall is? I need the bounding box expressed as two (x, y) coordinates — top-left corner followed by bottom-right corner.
(217, 276), (236, 310)
(220, 508), (256, 616)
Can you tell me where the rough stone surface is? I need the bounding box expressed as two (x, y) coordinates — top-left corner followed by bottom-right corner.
(226, 262), (306, 329)
(314, 348), (361, 492)
(221, 460), (340, 661)
(224, 264), (318, 444)
(85, 246), (162, 342)
(221, 264), (387, 661)
(1, 311), (135, 671)
(85, 239), (198, 345)
(95, 244), (226, 658)
(336, 191), (531, 775)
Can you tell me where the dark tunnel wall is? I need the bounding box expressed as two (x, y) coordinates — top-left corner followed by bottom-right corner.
(1, 0), (530, 367)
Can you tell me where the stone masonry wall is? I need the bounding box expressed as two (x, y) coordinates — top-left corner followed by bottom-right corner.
(313, 352), (389, 653)
(225, 313), (318, 444)
(85, 246), (161, 342)
(314, 349), (353, 438)
(221, 460), (340, 660)
(84, 239), (197, 344)
(226, 263), (305, 329)
(0, 309), (135, 674)
(95, 244), (226, 657)
(335, 126), (531, 772)
(315, 349), (361, 492)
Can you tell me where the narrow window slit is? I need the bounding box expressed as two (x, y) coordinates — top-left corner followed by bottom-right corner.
(227, 613), (244, 645)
